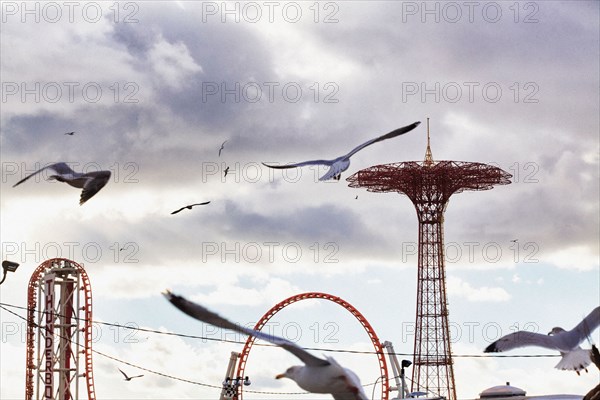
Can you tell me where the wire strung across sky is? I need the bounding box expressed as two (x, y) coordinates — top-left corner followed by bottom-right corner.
(0, 301), (561, 359)
(1, 300), (418, 397)
(0, 301), (565, 397)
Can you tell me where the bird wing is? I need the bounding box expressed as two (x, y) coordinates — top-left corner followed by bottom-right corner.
(163, 290), (330, 367)
(171, 207), (186, 215)
(554, 348), (591, 372)
(262, 160), (335, 169)
(118, 368), (129, 379)
(568, 307), (600, 346)
(328, 363), (368, 400)
(131, 374), (144, 379)
(191, 202), (211, 206)
(13, 162), (76, 187)
(79, 171), (111, 205)
(342, 121), (421, 159)
(485, 330), (562, 352)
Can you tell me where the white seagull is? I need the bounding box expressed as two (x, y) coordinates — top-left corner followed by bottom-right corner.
(163, 290), (368, 400)
(13, 162), (111, 205)
(485, 306), (600, 374)
(262, 121), (421, 181)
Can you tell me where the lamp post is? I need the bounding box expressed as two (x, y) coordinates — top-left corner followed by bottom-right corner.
(0, 260), (20, 285)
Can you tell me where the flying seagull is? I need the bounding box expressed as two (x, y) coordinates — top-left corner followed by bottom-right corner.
(118, 368), (144, 381)
(485, 306), (600, 374)
(163, 290), (368, 400)
(219, 140), (228, 157)
(13, 162), (111, 205)
(262, 121), (421, 181)
(224, 166), (230, 177)
(170, 201), (211, 215)
(64, 131), (75, 135)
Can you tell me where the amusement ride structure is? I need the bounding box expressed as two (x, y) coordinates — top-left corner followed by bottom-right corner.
(347, 119), (512, 400)
(227, 291), (389, 400)
(25, 258), (96, 400)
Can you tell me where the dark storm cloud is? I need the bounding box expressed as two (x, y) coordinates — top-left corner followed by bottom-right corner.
(1, 1), (597, 269)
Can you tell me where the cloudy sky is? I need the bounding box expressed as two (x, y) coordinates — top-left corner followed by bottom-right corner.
(1, 1), (599, 399)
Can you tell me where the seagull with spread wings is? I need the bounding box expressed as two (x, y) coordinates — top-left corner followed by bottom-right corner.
(170, 201), (211, 215)
(118, 368), (144, 381)
(163, 290), (368, 400)
(13, 162), (111, 205)
(485, 306), (600, 374)
(262, 121), (421, 181)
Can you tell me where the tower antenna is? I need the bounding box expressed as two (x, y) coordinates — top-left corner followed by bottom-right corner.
(424, 118), (434, 166)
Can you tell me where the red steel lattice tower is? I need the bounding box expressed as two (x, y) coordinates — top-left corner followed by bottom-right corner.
(347, 120), (511, 400)
(25, 258), (96, 400)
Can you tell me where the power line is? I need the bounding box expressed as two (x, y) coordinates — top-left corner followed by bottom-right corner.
(1, 303), (311, 395)
(0, 301), (562, 359)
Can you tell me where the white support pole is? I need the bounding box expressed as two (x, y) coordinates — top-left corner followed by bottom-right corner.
(219, 352), (240, 400)
(383, 341), (410, 399)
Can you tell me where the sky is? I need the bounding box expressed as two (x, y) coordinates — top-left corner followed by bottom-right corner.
(0, 1), (599, 399)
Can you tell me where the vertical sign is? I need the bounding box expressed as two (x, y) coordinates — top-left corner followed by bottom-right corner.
(44, 274), (55, 399)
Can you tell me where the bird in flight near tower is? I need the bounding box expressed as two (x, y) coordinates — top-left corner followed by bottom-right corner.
(262, 121), (421, 181)
(485, 306), (600, 374)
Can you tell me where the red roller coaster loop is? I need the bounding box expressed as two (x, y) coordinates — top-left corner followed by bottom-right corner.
(235, 292), (389, 400)
(25, 258), (96, 400)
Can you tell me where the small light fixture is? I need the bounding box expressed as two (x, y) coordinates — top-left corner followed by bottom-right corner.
(0, 260), (20, 285)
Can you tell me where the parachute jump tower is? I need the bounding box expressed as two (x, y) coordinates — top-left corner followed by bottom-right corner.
(25, 258), (96, 400)
(347, 119), (511, 400)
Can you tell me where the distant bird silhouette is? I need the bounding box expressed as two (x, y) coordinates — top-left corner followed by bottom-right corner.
(510, 239), (518, 243)
(263, 121), (421, 181)
(118, 368), (143, 381)
(355, 196), (358, 200)
(13, 162), (111, 205)
(170, 201), (210, 215)
(64, 131), (75, 135)
(485, 306), (600, 374)
(219, 140), (228, 157)
(163, 290), (368, 399)
(224, 166), (230, 177)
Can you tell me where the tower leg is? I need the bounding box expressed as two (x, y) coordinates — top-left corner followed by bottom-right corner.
(412, 211), (456, 400)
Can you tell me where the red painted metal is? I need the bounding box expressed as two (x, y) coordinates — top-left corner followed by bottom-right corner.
(25, 258), (96, 400)
(347, 159), (511, 400)
(235, 292), (388, 400)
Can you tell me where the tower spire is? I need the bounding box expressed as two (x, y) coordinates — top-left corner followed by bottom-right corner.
(424, 117), (434, 166)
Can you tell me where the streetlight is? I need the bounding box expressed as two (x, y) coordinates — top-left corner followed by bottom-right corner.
(0, 260), (20, 285)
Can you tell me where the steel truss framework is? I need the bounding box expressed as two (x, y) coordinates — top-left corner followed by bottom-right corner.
(348, 160), (511, 400)
(25, 258), (96, 400)
(235, 292), (388, 400)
